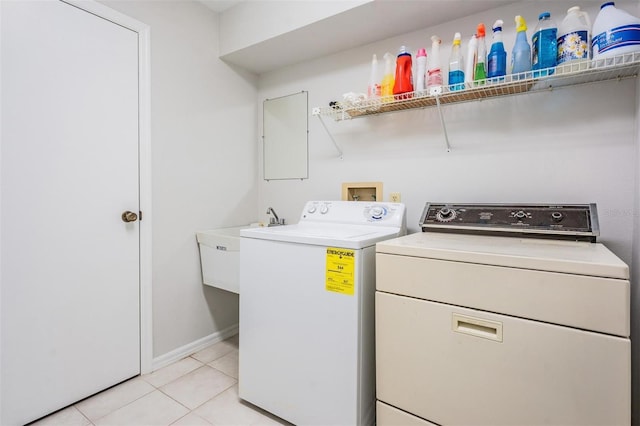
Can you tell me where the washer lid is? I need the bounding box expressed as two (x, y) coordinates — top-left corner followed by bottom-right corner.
(376, 232), (629, 279)
(241, 223), (403, 249)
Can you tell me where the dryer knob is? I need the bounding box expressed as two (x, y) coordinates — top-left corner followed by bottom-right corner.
(514, 210), (527, 220)
(551, 212), (563, 222)
(320, 204), (329, 214)
(307, 205), (317, 214)
(436, 208), (456, 222)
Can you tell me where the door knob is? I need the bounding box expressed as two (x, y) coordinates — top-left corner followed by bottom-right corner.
(121, 211), (138, 222)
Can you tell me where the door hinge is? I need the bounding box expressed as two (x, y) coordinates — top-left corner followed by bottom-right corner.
(139, 211), (143, 221)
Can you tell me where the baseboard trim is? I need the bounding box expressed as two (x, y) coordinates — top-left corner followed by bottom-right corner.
(151, 323), (239, 372)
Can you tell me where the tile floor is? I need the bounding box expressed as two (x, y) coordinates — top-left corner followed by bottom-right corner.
(31, 335), (289, 426)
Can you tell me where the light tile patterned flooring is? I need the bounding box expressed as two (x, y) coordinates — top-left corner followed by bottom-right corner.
(32, 335), (289, 426)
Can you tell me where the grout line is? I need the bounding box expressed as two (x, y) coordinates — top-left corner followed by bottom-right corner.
(188, 381), (238, 412)
(169, 411), (212, 426)
(155, 388), (193, 413)
(139, 357), (205, 389)
(206, 362), (239, 381)
(75, 406), (93, 426)
(156, 378), (237, 413)
(79, 386), (158, 424)
(36, 340), (239, 425)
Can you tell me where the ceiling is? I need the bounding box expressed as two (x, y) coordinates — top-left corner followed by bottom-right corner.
(197, 0), (245, 13)
(214, 0), (518, 74)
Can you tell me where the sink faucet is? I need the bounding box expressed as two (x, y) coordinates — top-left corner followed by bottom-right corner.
(266, 207), (285, 226)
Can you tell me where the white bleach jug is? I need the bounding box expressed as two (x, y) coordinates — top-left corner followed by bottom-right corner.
(592, 2), (640, 60)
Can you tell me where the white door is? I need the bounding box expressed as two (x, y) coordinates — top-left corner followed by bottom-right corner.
(1, 1), (141, 424)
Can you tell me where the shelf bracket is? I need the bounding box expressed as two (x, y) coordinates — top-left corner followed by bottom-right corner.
(313, 108), (343, 159)
(433, 92), (451, 152)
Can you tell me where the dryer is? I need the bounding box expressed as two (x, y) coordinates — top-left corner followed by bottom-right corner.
(375, 203), (630, 426)
(240, 201), (406, 426)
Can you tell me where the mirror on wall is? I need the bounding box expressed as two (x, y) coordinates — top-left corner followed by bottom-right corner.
(263, 91), (308, 181)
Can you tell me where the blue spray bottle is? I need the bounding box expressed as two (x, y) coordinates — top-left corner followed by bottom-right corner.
(511, 15), (532, 78)
(448, 32), (464, 91)
(487, 19), (506, 80)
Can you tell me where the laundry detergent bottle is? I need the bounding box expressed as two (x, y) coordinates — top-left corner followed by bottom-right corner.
(487, 19), (507, 79)
(381, 52), (395, 102)
(393, 45), (413, 98)
(592, 2), (640, 60)
(511, 15), (532, 77)
(557, 6), (591, 70)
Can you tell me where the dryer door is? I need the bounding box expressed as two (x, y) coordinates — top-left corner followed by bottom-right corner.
(375, 292), (631, 426)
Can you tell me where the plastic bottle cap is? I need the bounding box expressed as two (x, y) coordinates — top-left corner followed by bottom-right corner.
(601, 2), (615, 9)
(417, 48), (427, 57)
(476, 23), (486, 37)
(493, 19), (503, 32)
(567, 6), (581, 13)
(515, 15), (528, 32)
(539, 12), (551, 20)
(453, 32), (461, 45)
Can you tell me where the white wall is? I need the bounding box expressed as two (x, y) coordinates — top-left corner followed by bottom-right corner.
(257, 0), (640, 420)
(258, 0), (636, 259)
(100, 0), (258, 358)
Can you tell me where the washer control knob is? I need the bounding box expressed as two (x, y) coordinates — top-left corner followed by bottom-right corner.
(436, 208), (456, 222)
(320, 204), (329, 214)
(307, 205), (317, 214)
(551, 211), (563, 222)
(370, 206), (386, 219)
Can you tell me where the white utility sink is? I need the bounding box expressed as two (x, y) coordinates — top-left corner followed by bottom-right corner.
(196, 225), (250, 294)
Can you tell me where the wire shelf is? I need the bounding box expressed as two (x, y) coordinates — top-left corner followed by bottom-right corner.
(314, 51), (640, 121)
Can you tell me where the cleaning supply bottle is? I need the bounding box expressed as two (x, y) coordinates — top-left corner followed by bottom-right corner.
(367, 54), (380, 99)
(427, 35), (443, 94)
(532, 12), (558, 77)
(381, 52), (395, 102)
(557, 6), (591, 71)
(465, 34), (478, 85)
(511, 15), (532, 77)
(487, 19), (507, 80)
(448, 32), (465, 91)
(474, 23), (487, 84)
(415, 48), (427, 96)
(592, 2), (640, 60)
(393, 45), (413, 99)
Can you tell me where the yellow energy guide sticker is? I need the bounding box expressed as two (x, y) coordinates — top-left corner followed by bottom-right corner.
(326, 247), (355, 295)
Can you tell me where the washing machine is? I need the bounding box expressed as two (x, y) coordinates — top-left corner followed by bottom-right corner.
(239, 200), (406, 426)
(375, 203), (630, 426)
